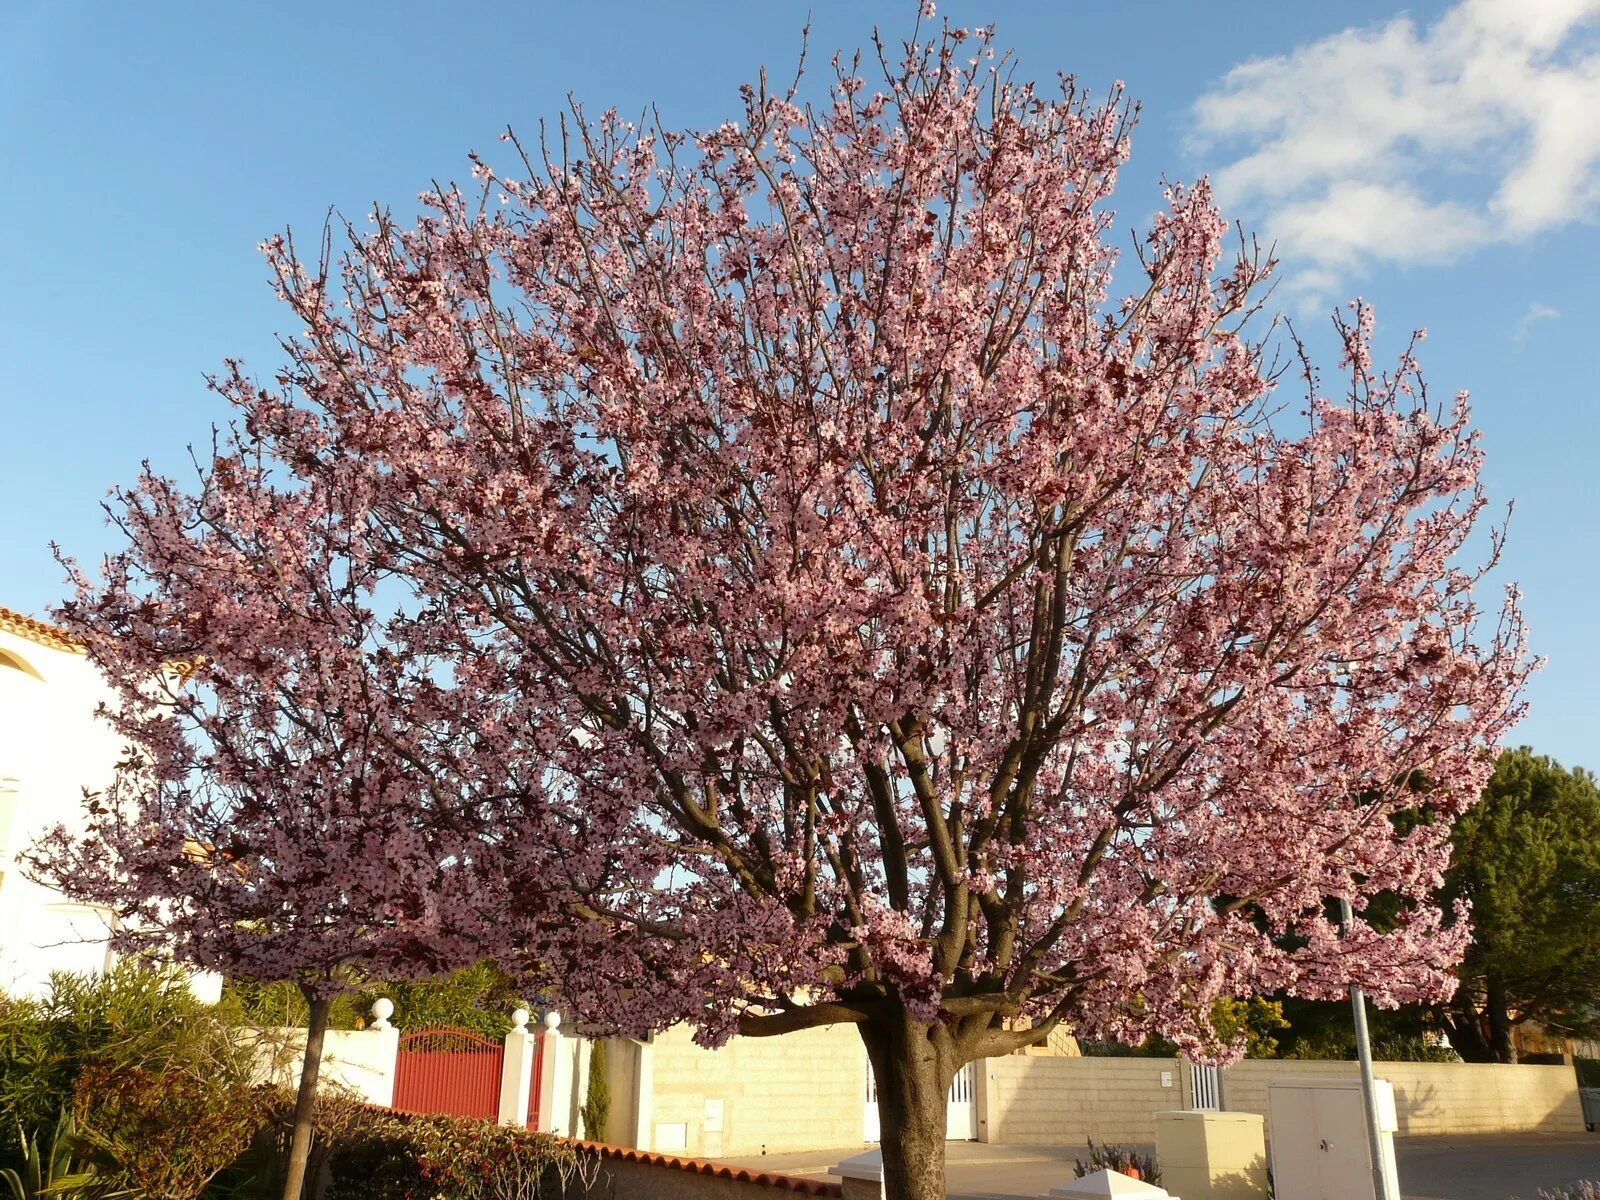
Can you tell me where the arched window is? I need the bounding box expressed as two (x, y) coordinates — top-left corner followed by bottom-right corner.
(0, 648), (45, 682)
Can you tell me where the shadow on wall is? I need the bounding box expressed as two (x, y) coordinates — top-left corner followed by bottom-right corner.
(1202, 1165), (1271, 1200)
(1219, 1060), (1586, 1138)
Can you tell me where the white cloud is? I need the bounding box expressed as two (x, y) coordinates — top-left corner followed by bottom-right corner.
(1192, 0), (1600, 302)
(1512, 300), (1561, 344)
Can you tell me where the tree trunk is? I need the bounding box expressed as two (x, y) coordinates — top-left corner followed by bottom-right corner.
(1486, 976), (1516, 1064)
(1441, 1001), (1495, 1063)
(282, 989), (333, 1200)
(860, 1014), (952, 1200)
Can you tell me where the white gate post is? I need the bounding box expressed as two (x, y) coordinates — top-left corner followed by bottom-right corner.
(632, 1035), (655, 1149)
(369, 998), (399, 1109)
(499, 1007), (538, 1126)
(531, 1010), (567, 1134)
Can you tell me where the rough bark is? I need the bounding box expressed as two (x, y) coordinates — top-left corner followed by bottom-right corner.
(1441, 999), (1495, 1063)
(282, 989), (333, 1200)
(1486, 975), (1517, 1064)
(860, 1013), (954, 1200)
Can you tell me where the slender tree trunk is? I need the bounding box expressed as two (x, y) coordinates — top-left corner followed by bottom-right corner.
(860, 1014), (952, 1200)
(282, 989), (333, 1200)
(1486, 976), (1516, 1064)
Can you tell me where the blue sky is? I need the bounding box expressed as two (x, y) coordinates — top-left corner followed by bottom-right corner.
(2, 1), (1596, 769)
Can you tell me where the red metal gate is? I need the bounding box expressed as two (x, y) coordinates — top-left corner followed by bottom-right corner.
(526, 1031), (545, 1130)
(393, 1028), (505, 1120)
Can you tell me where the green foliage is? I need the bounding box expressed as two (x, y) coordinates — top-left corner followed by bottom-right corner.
(1280, 1032), (1459, 1062)
(1079, 997), (1289, 1059)
(580, 1042), (610, 1142)
(203, 1088), (366, 1200)
(71, 1066), (263, 1200)
(324, 1114), (583, 1200)
(220, 961), (528, 1039)
(1270, 991), (1452, 1061)
(1440, 748), (1600, 1059)
(1073, 1139), (1159, 1184)
(0, 1111), (125, 1200)
(0, 961), (257, 1171)
(1538, 1185), (1600, 1200)
(1209, 997), (1291, 1059)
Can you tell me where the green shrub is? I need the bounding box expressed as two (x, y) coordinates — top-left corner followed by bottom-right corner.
(221, 961), (528, 1040)
(72, 1065), (264, 1200)
(0, 1110), (126, 1200)
(580, 1042), (609, 1142)
(205, 1087), (369, 1200)
(325, 1114), (584, 1200)
(1538, 1185), (1600, 1200)
(1282, 1034), (1460, 1062)
(0, 962), (257, 1176)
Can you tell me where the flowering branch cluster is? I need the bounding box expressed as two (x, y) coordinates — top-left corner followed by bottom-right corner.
(37, 19), (1529, 1069)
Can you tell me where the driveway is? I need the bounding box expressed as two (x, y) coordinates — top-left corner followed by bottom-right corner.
(718, 1133), (1600, 1198)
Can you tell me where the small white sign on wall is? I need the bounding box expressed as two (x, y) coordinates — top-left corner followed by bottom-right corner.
(704, 1098), (725, 1133)
(654, 1122), (688, 1152)
(1160, 1071), (1174, 1088)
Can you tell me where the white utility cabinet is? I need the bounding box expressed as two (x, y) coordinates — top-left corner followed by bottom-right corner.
(1266, 1077), (1399, 1200)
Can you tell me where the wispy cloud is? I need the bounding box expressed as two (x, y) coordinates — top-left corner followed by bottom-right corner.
(1191, 0), (1600, 304)
(1512, 300), (1561, 345)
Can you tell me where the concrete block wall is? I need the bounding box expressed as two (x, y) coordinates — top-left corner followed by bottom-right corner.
(645, 1022), (868, 1157)
(979, 1055), (1184, 1145)
(1220, 1059), (1586, 1137)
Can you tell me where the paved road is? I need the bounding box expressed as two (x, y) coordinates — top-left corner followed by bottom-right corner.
(719, 1133), (1600, 1198)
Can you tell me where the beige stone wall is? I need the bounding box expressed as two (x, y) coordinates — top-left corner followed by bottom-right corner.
(979, 1055), (1184, 1145)
(1219, 1059), (1586, 1137)
(646, 1022), (868, 1156)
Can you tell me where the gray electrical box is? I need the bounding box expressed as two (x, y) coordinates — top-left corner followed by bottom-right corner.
(1267, 1077), (1400, 1200)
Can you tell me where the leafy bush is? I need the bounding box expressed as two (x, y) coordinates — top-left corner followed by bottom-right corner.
(1538, 1184), (1600, 1200)
(1282, 1034), (1460, 1062)
(72, 1065), (264, 1200)
(0, 1110), (126, 1200)
(0, 962), (257, 1175)
(206, 1086), (376, 1200)
(325, 1113), (585, 1200)
(221, 961), (529, 1040)
(1073, 1139), (1159, 1184)
(1209, 997), (1292, 1059)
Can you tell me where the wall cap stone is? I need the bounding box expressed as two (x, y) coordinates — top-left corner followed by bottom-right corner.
(571, 1139), (843, 1196)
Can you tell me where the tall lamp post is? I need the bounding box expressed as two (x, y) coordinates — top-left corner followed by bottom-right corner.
(1339, 894), (1397, 1200)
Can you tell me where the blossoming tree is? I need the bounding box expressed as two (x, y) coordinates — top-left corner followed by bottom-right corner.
(30, 453), (492, 1200)
(57, 14), (1530, 1198)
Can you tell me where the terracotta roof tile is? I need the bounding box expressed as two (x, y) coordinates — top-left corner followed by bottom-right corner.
(572, 1141), (843, 1196)
(0, 606), (82, 654)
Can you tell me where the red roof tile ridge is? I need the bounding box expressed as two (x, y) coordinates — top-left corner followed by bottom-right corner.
(570, 1140), (843, 1196)
(0, 605), (82, 653)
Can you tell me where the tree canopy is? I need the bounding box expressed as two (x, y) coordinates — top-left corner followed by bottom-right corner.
(34, 13), (1531, 1198)
(1436, 747), (1600, 1062)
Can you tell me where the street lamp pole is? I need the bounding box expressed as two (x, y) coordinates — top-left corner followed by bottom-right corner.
(1339, 894), (1396, 1200)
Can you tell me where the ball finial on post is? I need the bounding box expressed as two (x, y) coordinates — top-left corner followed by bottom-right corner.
(369, 997), (394, 1031)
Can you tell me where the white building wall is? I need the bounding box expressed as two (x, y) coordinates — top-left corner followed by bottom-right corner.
(0, 616), (122, 997)
(0, 610), (221, 1003)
